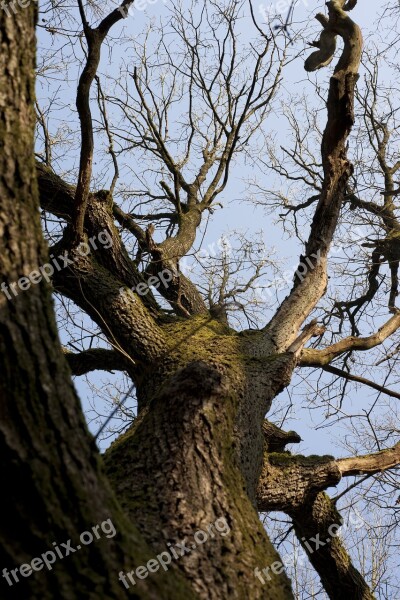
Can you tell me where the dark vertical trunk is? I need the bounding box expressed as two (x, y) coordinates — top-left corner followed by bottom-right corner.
(0, 8), (186, 600)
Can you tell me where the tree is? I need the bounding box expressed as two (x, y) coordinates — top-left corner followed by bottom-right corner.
(0, 3), (186, 600)
(1, 1), (399, 599)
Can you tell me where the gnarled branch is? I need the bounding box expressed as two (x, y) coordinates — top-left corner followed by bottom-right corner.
(300, 312), (400, 366)
(257, 427), (399, 599)
(73, 0), (135, 240)
(305, 0), (361, 75)
(262, 0), (362, 353)
(37, 162), (207, 317)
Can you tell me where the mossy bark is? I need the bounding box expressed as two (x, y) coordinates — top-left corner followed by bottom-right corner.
(0, 8), (190, 600)
(104, 317), (296, 599)
(105, 360), (294, 600)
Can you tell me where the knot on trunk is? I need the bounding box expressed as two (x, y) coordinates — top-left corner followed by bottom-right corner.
(158, 360), (225, 401)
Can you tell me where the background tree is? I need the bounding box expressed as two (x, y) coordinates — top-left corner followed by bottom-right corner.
(1, 1), (399, 599)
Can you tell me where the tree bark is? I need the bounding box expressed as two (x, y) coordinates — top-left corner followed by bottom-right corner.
(104, 354), (295, 600)
(0, 2), (388, 600)
(291, 494), (375, 600)
(0, 7), (189, 600)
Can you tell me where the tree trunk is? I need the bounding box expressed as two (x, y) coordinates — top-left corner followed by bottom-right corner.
(0, 8), (187, 600)
(104, 318), (296, 599)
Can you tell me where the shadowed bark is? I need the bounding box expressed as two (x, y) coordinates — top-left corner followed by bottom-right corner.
(1, 1), (398, 599)
(0, 5), (191, 600)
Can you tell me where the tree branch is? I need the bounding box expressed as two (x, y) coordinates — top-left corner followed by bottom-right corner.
(37, 162), (207, 316)
(257, 429), (400, 599)
(338, 442), (400, 476)
(321, 364), (400, 400)
(72, 1), (135, 241)
(291, 493), (374, 600)
(262, 421), (302, 452)
(257, 440), (400, 515)
(51, 239), (166, 369)
(63, 347), (135, 377)
(300, 312), (400, 366)
(262, 0), (363, 353)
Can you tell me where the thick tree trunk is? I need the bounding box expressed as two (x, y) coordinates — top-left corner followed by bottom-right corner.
(0, 8), (188, 600)
(104, 320), (296, 599)
(36, 134), (298, 600)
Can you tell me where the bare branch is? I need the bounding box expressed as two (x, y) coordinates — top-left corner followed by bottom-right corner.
(72, 1), (135, 241)
(64, 347), (135, 377)
(338, 443), (400, 476)
(321, 364), (400, 400)
(300, 312), (400, 366)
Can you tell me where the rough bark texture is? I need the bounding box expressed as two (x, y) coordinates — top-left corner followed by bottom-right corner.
(105, 357), (294, 600)
(291, 494), (375, 600)
(0, 7), (189, 600)
(1, 2), (392, 600)
(102, 317), (299, 598)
